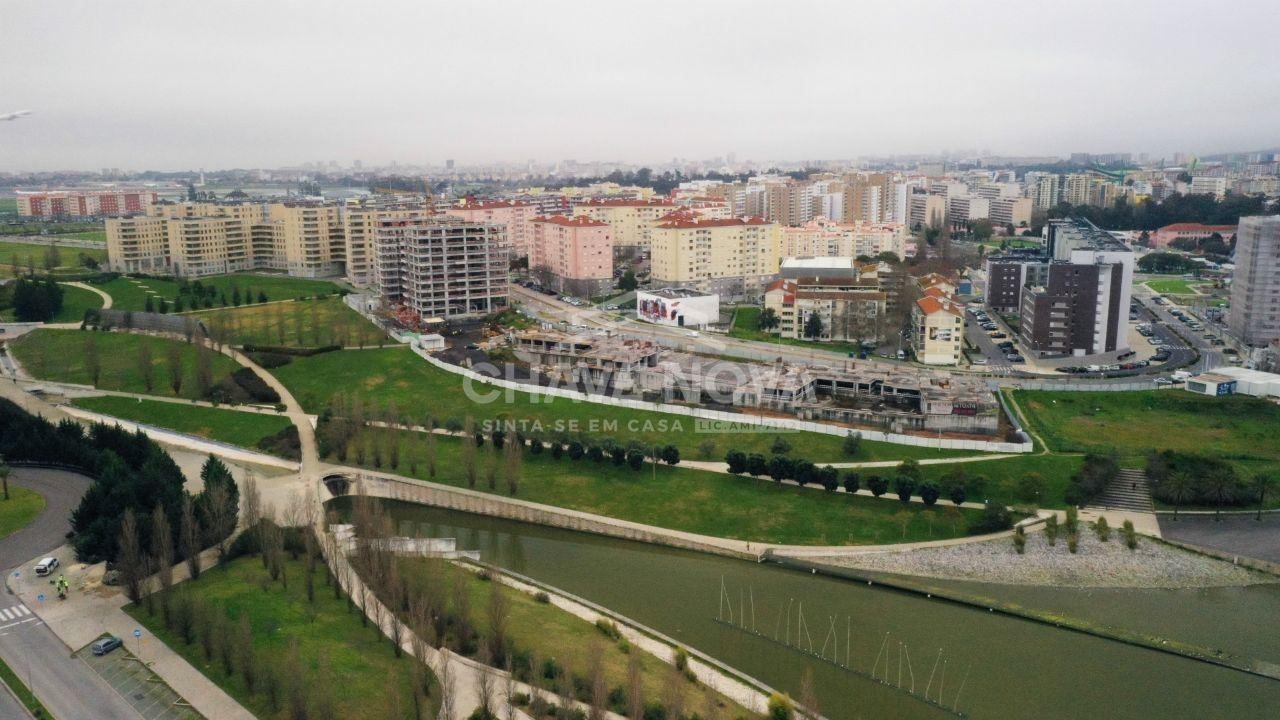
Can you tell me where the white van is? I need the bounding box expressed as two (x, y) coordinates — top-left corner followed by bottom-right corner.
(35, 557), (58, 576)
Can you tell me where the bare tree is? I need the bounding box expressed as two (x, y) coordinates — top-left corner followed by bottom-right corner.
(137, 342), (154, 393)
(462, 416), (478, 488)
(166, 343), (183, 395)
(238, 613), (257, 692)
(204, 482), (236, 562)
(425, 417), (438, 479)
(180, 494), (201, 579)
(118, 508), (144, 603)
(195, 341), (214, 398)
(503, 435), (522, 496)
(475, 647), (496, 717)
(151, 502), (174, 621)
(626, 652), (644, 720)
(661, 665), (686, 720)
(84, 334), (101, 387)
(486, 576), (510, 666)
(587, 639), (607, 720)
(437, 650), (456, 720)
(241, 472), (262, 558)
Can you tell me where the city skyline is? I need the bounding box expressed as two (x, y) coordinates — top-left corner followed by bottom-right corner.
(2, 0), (1279, 172)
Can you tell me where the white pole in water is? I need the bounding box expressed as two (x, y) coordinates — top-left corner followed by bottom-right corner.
(845, 616), (851, 668)
(925, 649), (942, 703)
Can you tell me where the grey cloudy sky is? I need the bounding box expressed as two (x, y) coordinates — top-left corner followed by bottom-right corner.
(2, 0), (1277, 171)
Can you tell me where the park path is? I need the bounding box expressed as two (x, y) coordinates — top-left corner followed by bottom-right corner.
(64, 280), (113, 309)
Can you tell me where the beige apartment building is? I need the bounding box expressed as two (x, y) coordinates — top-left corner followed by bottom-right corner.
(649, 217), (782, 298)
(570, 198), (676, 252)
(446, 199), (536, 259)
(342, 201), (433, 287)
(108, 200), (347, 278)
(781, 219), (907, 260)
(763, 277), (887, 344)
(911, 287), (965, 365)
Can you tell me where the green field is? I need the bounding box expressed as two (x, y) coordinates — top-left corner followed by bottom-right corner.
(60, 230), (106, 243)
(728, 306), (866, 356)
(0, 486), (45, 539)
(339, 428), (984, 545)
(1013, 390), (1280, 474)
(10, 328), (239, 399)
(278, 346), (973, 463)
(192, 296), (385, 348)
(1145, 279), (1203, 295)
(94, 273), (345, 312)
(0, 198), (17, 215)
(72, 396), (293, 450)
(397, 557), (747, 716)
(0, 239), (106, 272)
(128, 554), (435, 720)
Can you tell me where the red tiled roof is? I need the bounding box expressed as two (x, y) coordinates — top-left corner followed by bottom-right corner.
(655, 216), (772, 229)
(1157, 223), (1237, 232)
(453, 199), (531, 210)
(532, 214), (609, 227)
(916, 296), (962, 317)
(574, 198), (675, 207)
(765, 278), (796, 303)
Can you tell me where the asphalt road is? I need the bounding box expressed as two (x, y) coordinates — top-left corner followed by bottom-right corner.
(0, 467), (141, 720)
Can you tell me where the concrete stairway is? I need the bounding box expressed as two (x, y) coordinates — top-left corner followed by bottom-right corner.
(1087, 468), (1155, 512)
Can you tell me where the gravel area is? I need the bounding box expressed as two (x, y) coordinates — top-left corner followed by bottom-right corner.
(809, 526), (1274, 588)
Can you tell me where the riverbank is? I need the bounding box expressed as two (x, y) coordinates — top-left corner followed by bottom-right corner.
(804, 528), (1274, 588)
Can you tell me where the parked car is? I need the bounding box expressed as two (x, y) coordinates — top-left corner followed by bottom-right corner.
(1154, 377), (1174, 385)
(91, 636), (123, 656)
(1008, 355), (1025, 363)
(972, 357), (988, 365)
(34, 557), (58, 576)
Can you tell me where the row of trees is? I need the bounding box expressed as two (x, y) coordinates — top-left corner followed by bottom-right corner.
(5, 274), (64, 321)
(1044, 191), (1270, 232)
(344, 492), (717, 720)
(1148, 450), (1275, 518)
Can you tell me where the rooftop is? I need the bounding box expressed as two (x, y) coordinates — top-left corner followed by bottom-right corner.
(532, 214), (609, 227)
(655, 216), (772, 229)
(642, 287), (715, 300)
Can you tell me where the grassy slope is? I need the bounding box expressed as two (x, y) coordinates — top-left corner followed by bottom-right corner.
(71, 396), (292, 449)
(94, 274), (343, 312)
(0, 239), (107, 267)
(916, 454), (1084, 509)
(403, 558), (748, 716)
(728, 306), (864, 356)
(0, 486), (45, 539)
(188, 296), (385, 348)
(127, 555), (433, 720)
(10, 328), (239, 400)
(277, 346), (973, 463)
(1144, 279), (1202, 295)
(342, 428), (981, 545)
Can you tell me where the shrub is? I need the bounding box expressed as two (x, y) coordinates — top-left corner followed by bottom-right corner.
(246, 351), (293, 369)
(725, 450), (747, 474)
(770, 436), (792, 455)
(1013, 526), (1026, 554)
(893, 475), (916, 503)
(567, 441), (585, 461)
(767, 693), (795, 720)
(866, 475), (888, 497)
(231, 367), (281, 404)
(1122, 519), (1138, 550)
(841, 472), (860, 494)
(1095, 516), (1111, 542)
(1065, 453), (1120, 506)
(842, 431), (862, 457)
(674, 646), (689, 671)
(595, 618), (622, 640)
(767, 455), (793, 483)
(534, 591), (550, 604)
(239, 343), (341, 357)
(792, 460), (816, 487)
(625, 450), (645, 471)
(586, 445), (604, 463)
(969, 502), (1013, 534)
(256, 425), (301, 461)
(919, 481), (940, 506)
(1067, 531), (1079, 554)
(1065, 506), (1079, 534)
(746, 453), (768, 476)
(1044, 514), (1059, 546)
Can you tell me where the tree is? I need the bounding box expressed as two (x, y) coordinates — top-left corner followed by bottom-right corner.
(144, 295), (155, 313)
(817, 465), (839, 492)
(84, 334), (102, 387)
(802, 312), (824, 340)
(948, 483), (967, 506)
(167, 343), (184, 395)
(770, 436), (792, 455)
(842, 431), (862, 457)
(725, 449), (747, 474)
(181, 494), (201, 580)
(841, 471), (859, 495)
(867, 475), (889, 498)
(10, 276), (63, 322)
(767, 455), (793, 483)
(660, 444), (680, 465)
(919, 481), (940, 506)
(617, 269), (638, 292)
(625, 450), (644, 471)
(767, 693), (795, 720)
(462, 417), (478, 488)
(1205, 466), (1237, 520)
(118, 508), (145, 603)
(1253, 473), (1276, 521)
(757, 307), (780, 332)
(969, 218), (994, 241)
(195, 342), (214, 398)
(1015, 472), (1046, 505)
(138, 343), (154, 393)
(897, 458), (921, 481)
(893, 476), (916, 503)
(151, 501), (174, 614)
(0, 456), (9, 501)
(503, 436), (521, 496)
(746, 453), (768, 476)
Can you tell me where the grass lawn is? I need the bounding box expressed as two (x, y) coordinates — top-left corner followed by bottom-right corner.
(1145, 279), (1202, 295)
(0, 198), (16, 215)
(0, 282), (103, 323)
(278, 347), (974, 463)
(60, 229), (106, 243)
(0, 486), (45, 539)
(0, 239), (106, 272)
(727, 306), (865, 356)
(339, 428), (984, 545)
(190, 296), (386, 348)
(127, 554), (435, 720)
(71, 396), (293, 450)
(93, 273), (344, 312)
(1013, 389), (1280, 477)
(916, 454), (1084, 509)
(10, 328), (239, 400)
(399, 558), (749, 717)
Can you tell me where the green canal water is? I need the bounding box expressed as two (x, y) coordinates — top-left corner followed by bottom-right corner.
(356, 501), (1280, 720)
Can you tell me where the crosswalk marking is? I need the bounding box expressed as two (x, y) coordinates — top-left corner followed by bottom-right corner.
(0, 609), (12, 621)
(0, 606), (30, 621)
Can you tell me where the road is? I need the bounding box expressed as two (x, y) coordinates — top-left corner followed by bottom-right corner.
(0, 467), (142, 720)
(1159, 513), (1280, 564)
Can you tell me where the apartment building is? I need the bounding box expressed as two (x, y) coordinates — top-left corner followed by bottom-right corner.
(1025, 173), (1060, 210)
(911, 289), (964, 365)
(17, 189), (157, 217)
(1189, 176), (1228, 200)
(946, 195), (990, 229)
(569, 198), (676, 253)
(764, 276), (886, 344)
(107, 200), (345, 278)
(988, 218), (1134, 357)
(989, 197), (1033, 229)
(907, 193), (947, 229)
(447, 199), (536, 258)
(529, 215), (614, 297)
(373, 215), (508, 321)
(781, 219), (907, 260)
(342, 199), (432, 287)
(649, 216), (781, 299)
(841, 173), (893, 223)
(1228, 216), (1280, 347)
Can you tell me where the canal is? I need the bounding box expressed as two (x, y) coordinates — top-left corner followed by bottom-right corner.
(352, 500), (1280, 720)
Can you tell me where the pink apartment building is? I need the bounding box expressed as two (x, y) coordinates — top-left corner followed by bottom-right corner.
(530, 215), (614, 297)
(1150, 223), (1237, 249)
(447, 199), (536, 258)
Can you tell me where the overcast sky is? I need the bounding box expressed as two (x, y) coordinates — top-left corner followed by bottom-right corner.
(2, 0), (1277, 172)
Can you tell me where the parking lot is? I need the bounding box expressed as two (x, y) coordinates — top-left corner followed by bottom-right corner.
(74, 636), (202, 720)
